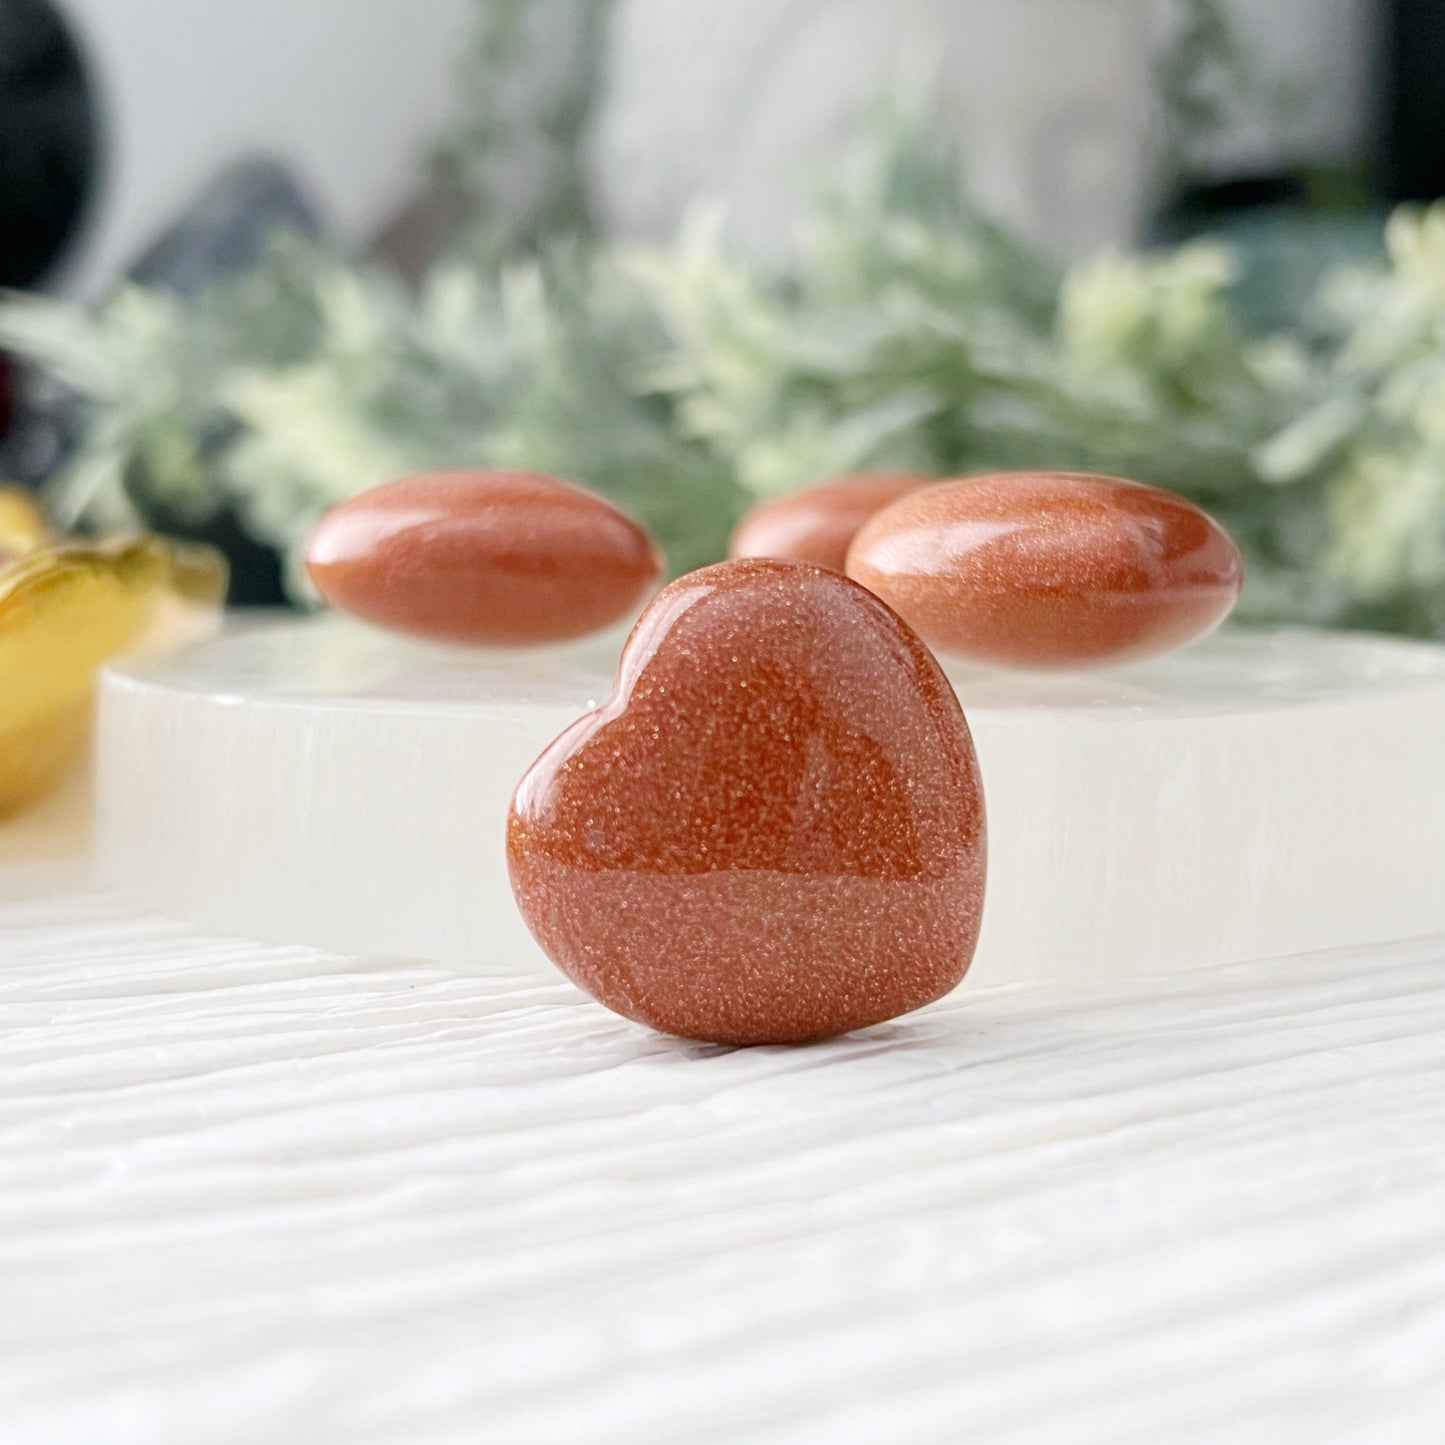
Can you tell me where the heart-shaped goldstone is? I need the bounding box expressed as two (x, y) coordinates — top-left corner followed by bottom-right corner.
(507, 558), (986, 1045)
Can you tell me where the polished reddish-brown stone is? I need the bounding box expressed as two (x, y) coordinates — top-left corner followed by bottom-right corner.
(847, 471), (1243, 669)
(728, 473), (932, 573)
(306, 469), (664, 645)
(507, 558), (986, 1045)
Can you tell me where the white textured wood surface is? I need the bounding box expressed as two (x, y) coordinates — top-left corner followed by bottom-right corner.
(3, 844), (1445, 1443)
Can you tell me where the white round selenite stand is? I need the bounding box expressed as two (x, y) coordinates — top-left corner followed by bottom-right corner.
(96, 617), (1445, 989)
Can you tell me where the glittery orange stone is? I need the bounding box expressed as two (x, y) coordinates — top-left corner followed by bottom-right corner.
(847, 471), (1243, 669)
(507, 558), (987, 1045)
(728, 472), (932, 572)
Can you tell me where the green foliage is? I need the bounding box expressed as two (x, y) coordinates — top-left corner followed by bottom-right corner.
(0, 235), (739, 592)
(634, 110), (1371, 628)
(2, 105), (1445, 634)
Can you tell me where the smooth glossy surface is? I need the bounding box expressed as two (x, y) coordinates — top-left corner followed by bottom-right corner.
(728, 472), (931, 572)
(848, 471), (1243, 668)
(507, 558), (986, 1044)
(307, 469), (665, 646)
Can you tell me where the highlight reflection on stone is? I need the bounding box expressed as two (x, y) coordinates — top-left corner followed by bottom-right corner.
(728, 472), (932, 573)
(847, 471), (1244, 669)
(306, 469), (664, 646)
(507, 558), (987, 1045)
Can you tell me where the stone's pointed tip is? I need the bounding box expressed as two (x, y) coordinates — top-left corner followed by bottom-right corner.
(508, 556), (986, 1047)
(306, 468), (665, 647)
(847, 470), (1244, 670)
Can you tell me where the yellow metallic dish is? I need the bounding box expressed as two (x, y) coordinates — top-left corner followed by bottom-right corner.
(0, 534), (227, 816)
(0, 485), (50, 558)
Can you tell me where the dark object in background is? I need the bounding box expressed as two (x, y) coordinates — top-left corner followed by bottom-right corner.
(1152, 3), (1400, 332)
(144, 500), (287, 607)
(0, 352), (15, 437)
(0, 0), (99, 289)
(129, 158), (323, 298)
(367, 177), (473, 290)
(1155, 174), (1386, 332)
(0, 0), (95, 497)
(1380, 0), (1445, 202)
(123, 159), (325, 604)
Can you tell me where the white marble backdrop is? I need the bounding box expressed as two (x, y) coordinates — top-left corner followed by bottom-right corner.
(587, 0), (1374, 259)
(590, 0), (1162, 259)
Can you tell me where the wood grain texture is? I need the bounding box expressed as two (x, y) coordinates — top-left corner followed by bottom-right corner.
(2, 869), (1444, 1443)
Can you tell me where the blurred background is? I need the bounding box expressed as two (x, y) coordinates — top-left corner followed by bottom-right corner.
(3, 0), (1445, 633)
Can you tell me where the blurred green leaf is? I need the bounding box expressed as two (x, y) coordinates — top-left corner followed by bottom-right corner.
(3, 101), (1445, 634)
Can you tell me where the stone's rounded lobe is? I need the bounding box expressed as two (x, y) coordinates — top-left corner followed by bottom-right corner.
(306, 469), (665, 646)
(507, 557), (987, 1045)
(847, 471), (1244, 669)
(728, 472), (931, 573)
